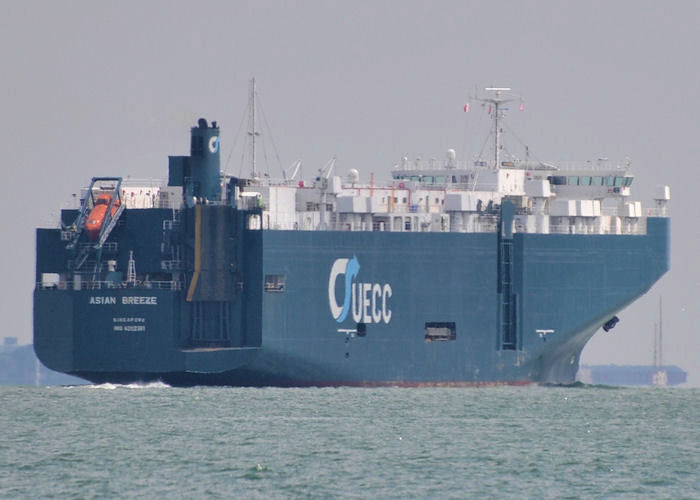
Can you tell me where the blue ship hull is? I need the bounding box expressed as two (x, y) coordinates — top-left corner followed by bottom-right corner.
(33, 205), (669, 386)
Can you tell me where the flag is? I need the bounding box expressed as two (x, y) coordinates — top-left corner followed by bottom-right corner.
(488, 104), (492, 114)
(464, 103), (469, 112)
(519, 103), (524, 111)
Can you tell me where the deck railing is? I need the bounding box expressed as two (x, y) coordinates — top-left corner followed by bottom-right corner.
(37, 280), (182, 291)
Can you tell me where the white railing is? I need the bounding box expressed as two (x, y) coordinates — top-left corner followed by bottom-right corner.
(120, 178), (165, 188)
(645, 207), (669, 217)
(547, 219), (647, 235)
(76, 242), (118, 252)
(258, 210), (654, 235)
(37, 280), (182, 291)
(391, 158), (631, 173)
(163, 220), (182, 230)
(392, 159), (473, 171)
(601, 206), (669, 218)
(534, 160), (630, 172)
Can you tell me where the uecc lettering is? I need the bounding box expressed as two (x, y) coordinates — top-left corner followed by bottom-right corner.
(328, 257), (392, 324)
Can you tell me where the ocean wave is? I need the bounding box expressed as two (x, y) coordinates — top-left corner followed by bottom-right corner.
(82, 381), (171, 390)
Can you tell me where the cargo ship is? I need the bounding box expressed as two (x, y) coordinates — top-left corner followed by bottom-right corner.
(34, 85), (670, 386)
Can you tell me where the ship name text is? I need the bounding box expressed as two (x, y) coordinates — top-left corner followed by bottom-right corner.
(89, 296), (158, 305)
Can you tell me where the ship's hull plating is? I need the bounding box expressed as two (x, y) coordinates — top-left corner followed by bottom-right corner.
(34, 216), (669, 386)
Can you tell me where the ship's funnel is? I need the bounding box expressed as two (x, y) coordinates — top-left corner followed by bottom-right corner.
(189, 118), (221, 202)
(167, 118), (222, 203)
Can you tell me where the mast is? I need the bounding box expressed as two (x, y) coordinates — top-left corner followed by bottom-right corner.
(493, 91), (502, 169)
(248, 78), (260, 178)
(479, 87), (514, 169)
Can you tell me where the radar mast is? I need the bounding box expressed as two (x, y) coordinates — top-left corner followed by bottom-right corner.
(248, 78), (261, 178)
(471, 87), (519, 169)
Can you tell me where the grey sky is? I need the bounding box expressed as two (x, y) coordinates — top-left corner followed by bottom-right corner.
(2, 1), (698, 384)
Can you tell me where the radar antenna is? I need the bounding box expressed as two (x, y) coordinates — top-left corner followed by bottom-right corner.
(469, 87), (522, 169)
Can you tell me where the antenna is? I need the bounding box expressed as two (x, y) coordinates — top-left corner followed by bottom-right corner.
(248, 78), (261, 177)
(470, 87), (518, 169)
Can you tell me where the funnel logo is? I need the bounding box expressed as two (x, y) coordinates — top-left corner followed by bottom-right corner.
(328, 257), (392, 324)
(208, 136), (220, 154)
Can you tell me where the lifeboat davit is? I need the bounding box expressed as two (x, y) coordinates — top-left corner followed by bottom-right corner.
(85, 193), (120, 242)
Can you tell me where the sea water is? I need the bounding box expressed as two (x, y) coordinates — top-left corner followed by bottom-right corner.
(1, 385), (697, 498)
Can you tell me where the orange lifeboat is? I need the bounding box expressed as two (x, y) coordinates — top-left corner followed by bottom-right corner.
(85, 193), (120, 242)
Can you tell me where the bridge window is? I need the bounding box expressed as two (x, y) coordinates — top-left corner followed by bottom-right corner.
(624, 177), (633, 187)
(605, 176), (615, 186)
(592, 176), (603, 186)
(614, 176), (625, 187)
(580, 176), (591, 185)
(549, 176), (566, 185)
(568, 176), (579, 185)
(425, 322), (456, 342)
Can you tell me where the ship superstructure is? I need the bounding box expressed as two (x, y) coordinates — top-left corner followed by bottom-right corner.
(34, 86), (670, 386)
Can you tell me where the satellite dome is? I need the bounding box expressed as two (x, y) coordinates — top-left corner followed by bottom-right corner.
(348, 168), (360, 183)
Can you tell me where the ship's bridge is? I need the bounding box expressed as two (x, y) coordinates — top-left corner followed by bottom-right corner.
(545, 171), (633, 200)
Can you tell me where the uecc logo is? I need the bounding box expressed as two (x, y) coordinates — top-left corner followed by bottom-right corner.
(328, 257), (392, 324)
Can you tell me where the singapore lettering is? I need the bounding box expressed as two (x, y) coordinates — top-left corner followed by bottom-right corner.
(113, 317), (146, 333)
(328, 256), (392, 324)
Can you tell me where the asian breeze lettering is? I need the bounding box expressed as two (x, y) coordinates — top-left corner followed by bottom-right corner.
(89, 296), (158, 305)
(328, 257), (392, 324)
